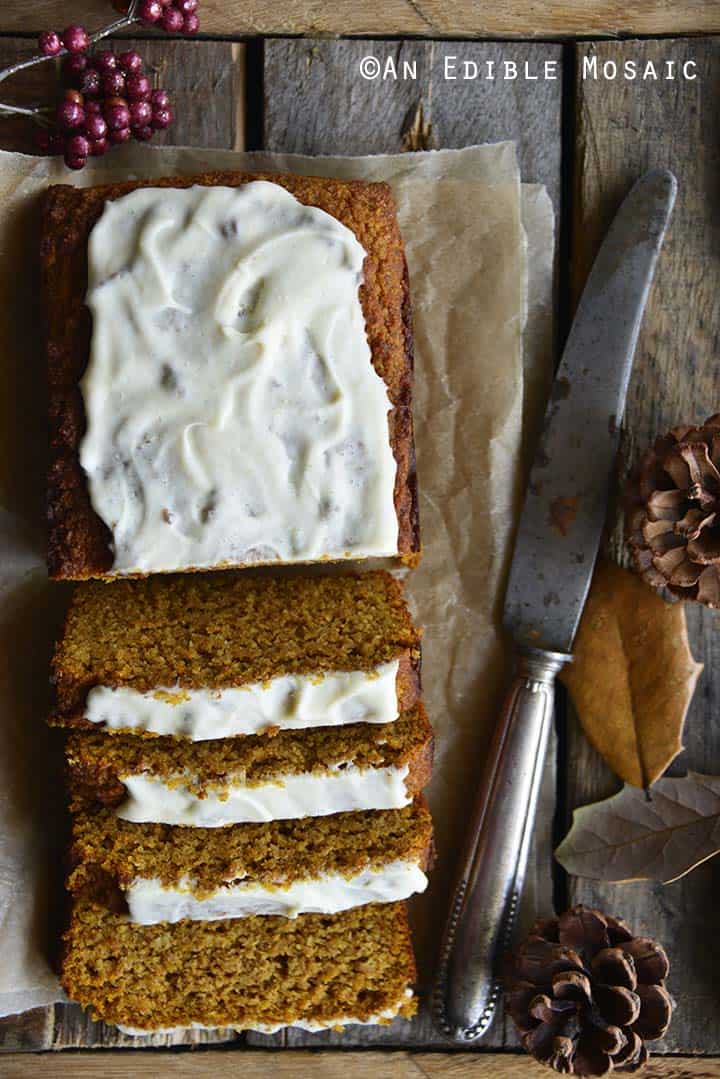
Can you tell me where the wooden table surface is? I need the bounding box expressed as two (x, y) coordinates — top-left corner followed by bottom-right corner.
(2, 3), (720, 1075)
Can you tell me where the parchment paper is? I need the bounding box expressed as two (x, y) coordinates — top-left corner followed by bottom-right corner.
(0, 143), (554, 1026)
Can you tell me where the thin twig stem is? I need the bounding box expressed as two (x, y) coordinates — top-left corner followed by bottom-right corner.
(0, 102), (52, 120)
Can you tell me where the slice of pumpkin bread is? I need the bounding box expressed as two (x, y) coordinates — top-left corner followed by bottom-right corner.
(67, 799), (433, 924)
(51, 571), (421, 740)
(66, 706), (433, 826)
(62, 899), (418, 1033)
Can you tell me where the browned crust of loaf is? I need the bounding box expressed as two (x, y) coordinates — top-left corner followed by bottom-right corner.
(66, 797), (433, 901)
(50, 570), (421, 722)
(60, 899), (417, 1029)
(396, 255), (420, 567)
(406, 729), (434, 799)
(66, 704), (433, 812)
(42, 171), (420, 579)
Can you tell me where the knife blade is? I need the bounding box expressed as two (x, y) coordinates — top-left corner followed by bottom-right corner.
(433, 167), (677, 1041)
(505, 167), (678, 653)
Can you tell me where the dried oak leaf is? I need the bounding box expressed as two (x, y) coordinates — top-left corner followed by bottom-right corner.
(560, 560), (702, 788)
(555, 772), (720, 884)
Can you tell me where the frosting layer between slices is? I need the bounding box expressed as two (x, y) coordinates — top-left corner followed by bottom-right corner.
(85, 661), (400, 740)
(117, 764), (412, 826)
(125, 859), (428, 923)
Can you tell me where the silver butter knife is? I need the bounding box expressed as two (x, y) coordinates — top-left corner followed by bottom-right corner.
(433, 167), (677, 1040)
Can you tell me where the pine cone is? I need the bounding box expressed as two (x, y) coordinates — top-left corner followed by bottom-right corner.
(506, 906), (673, 1076)
(627, 414), (720, 606)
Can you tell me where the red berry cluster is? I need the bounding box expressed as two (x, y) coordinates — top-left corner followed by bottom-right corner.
(138, 0), (199, 35)
(36, 25), (178, 170)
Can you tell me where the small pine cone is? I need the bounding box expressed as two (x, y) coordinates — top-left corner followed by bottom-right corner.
(506, 906), (673, 1076)
(626, 414), (720, 606)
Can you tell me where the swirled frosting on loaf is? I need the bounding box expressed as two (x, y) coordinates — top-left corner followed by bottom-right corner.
(80, 181), (398, 574)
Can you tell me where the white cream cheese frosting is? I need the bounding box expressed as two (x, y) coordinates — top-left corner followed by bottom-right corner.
(116, 990), (414, 1036)
(116, 763), (411, 827)
(126, 860), (428, 924)
(84, 660), (400, 740)
(80, 181), (399, 574)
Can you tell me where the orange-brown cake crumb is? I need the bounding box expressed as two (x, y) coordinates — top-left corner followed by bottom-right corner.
(61, 899), (418, 1031)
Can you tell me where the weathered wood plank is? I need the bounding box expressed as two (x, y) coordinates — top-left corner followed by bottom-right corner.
(0, 35), (244, 1053)
(1, 1), (720, 37)
(3, 1050), (720, 1078)
(48, 1011), (241, 1051)
(258, 35), (561, 1051)
(264, 41), (434, 158)
(566, 38), (720, 1056)
(428, 43), (562, 215)
(0, 38), (244, 154)
(264, 39), (561, 213)
(131, 39), (244, 151)
(0, 1008), (54, 1054)
(0, 37), (56, 152)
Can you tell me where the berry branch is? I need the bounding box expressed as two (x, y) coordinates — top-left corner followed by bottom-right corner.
(0, 0), (200, 169)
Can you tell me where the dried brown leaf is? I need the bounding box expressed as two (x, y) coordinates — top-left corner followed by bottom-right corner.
(560, 559), (702, 787)
(555, 772), (720, 883)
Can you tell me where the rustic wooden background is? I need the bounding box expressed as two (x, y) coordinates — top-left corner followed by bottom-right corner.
(1, 1), (720, 37)
(1, 6), (720, 1074)
(3, 1050), (720, 1079)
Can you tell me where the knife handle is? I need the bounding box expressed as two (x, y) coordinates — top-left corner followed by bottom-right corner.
(433, 644), (571, 1040)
